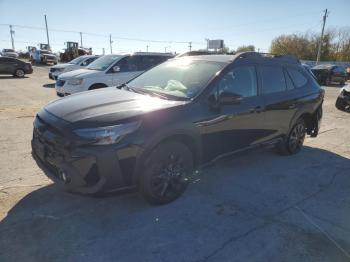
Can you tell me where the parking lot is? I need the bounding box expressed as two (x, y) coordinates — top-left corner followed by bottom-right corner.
(0, 67), (350, 261)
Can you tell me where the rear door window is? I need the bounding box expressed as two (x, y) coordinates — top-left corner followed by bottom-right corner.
(260, 66), (286, 94)
(287, 68), (308, 88)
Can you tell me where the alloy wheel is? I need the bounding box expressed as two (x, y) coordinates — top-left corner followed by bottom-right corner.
(150, 153), (189, 199)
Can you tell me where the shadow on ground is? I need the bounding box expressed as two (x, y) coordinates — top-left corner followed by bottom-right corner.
(0, 75), (29, 79)
(1, 146), (350, 262)
(43, 83), (55, 88)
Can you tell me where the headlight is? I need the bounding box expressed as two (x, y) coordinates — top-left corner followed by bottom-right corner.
(73, 121), (141, 145)
(67, 78), (84, 85)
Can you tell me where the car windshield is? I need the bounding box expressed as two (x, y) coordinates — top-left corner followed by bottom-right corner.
(87, 55), (121, 71)
(4, 49), (14, 52)
(128, 58), (224, 99)
(68, 56), (86, 65)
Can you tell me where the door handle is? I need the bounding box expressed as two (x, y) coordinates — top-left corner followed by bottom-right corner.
(288, 103), (296, 109)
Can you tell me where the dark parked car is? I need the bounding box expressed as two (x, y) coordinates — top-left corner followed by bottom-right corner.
(0, 57), (33, 77)
(31, 52), (324, 204)
(335, 84), (350, 111)
(311, 64), (347, 86)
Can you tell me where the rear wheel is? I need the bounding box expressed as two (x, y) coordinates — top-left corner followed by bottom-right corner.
(14, 69), (25, 78)
(277, 119), (306, 155)
(139, 141), (193, 205)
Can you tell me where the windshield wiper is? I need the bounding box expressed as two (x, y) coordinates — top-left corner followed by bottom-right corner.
(140, 88), (190, 101)
(118, 83), (145, 95)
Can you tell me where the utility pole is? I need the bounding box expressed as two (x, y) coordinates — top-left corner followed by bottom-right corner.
(102, 48), (105, 55)
(44, 15), (50, 49)
(146, 45), (149, 52)
(316, 9), (328, 65)
(188, 42), (192, 52)
(9, 25), (15, 50)
(80, 32), (83, 47)
(109, 34), (113, 54)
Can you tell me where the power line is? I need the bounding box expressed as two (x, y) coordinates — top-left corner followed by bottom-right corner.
(0, 23), (202, 45)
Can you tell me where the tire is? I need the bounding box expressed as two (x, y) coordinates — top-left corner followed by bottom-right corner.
(277, 119), (306, 155)
(335, 97), (346, 110)
(14, 69), (25, 78)
(89, 84), (107, 90)
(139, 141), (194, 205)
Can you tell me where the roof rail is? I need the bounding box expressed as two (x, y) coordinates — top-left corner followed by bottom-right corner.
(237, 51), (300, 64)
(133, 52), (174, 56)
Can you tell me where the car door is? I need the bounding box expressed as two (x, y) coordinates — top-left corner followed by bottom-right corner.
(257, 64), (299, 140)
(0, 57), (7, 73)
(109, 56), (143, 86)
(0, 57), (16, 74)
(200, 64), (268, 160)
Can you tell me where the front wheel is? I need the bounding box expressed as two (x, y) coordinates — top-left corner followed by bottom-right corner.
(139, 141), (194, 205)
(277, 119), (306, 155)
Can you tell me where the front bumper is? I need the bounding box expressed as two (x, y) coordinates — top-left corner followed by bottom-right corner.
(31, 115), (142, 194)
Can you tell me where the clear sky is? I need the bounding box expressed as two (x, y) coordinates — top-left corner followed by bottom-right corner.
(0, 0), (349, 55)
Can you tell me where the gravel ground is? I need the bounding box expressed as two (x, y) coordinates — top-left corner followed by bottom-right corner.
(0, 67), (350, 262)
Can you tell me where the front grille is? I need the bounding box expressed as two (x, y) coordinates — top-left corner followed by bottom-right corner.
(56, 79), (66, 87)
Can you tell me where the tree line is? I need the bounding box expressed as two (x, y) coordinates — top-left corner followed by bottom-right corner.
(233, 27), (350, 62)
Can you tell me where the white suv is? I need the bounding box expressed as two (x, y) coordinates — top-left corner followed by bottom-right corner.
(55, 53), (173, 96)
(49, 55), (99, 80)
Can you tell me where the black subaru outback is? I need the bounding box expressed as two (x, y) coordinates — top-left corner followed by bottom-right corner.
(32, 52), (324, 204)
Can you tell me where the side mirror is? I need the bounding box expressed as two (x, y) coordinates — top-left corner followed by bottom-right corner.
(113, 66), (120, 72)
(219, 91), (242, 105)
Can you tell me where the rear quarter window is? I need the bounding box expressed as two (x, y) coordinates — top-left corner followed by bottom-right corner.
(287, 68), (308, 88)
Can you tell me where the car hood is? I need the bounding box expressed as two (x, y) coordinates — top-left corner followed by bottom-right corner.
(58, 68), (99, 79)
(44, 87), (186, 124)
(4, 52), (17, 55)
